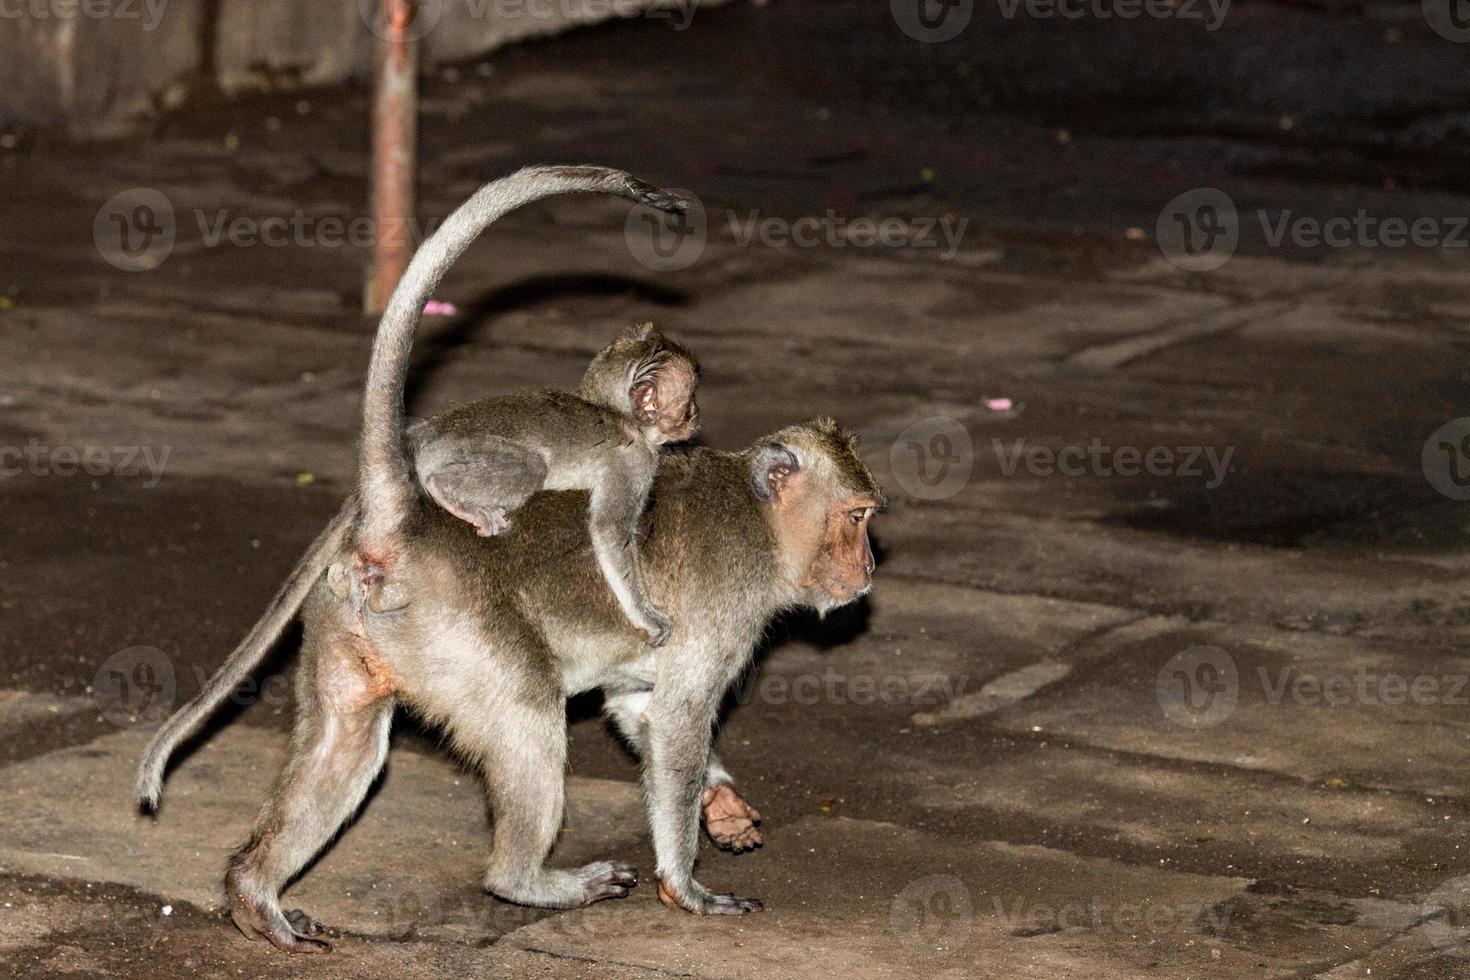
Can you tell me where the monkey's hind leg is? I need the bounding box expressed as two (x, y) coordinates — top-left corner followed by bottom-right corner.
(226, 627), (394, 954)
(454, 660), (636, 909)
(414, 433), (549, 537)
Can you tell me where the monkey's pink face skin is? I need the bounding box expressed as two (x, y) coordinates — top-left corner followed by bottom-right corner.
(801, 496), (879, 608)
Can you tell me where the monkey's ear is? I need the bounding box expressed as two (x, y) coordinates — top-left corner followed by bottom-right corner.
(635, 321), (656, 339)
(631, 380), (659, 425)
(751, 444), (799, 503)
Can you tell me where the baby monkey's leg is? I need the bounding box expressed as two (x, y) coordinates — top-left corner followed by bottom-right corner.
(412, 431), (550, 537)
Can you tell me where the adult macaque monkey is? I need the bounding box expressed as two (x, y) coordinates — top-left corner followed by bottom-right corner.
(138, 166), (692, 807)
(138, 166), (884, 954)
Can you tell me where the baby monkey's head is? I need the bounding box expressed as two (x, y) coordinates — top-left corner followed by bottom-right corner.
(580, 323), (701, 444)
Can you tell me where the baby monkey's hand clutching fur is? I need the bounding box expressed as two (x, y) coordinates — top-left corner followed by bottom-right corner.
(408, 323), (700, 646)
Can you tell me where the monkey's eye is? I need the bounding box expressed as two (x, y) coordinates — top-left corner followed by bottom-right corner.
(849, 508), (869, 525)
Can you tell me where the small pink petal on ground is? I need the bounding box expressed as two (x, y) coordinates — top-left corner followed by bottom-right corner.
(984, 397), (1013, 412)
(423, 300), (459, 317)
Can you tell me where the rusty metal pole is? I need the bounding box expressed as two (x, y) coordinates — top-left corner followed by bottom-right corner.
(364, 0), (420, 314)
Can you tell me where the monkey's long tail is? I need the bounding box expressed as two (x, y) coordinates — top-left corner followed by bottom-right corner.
(355, 165), (689, 557)
(135, 502), (354, 810)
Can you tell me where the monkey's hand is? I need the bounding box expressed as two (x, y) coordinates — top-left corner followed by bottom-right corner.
(657, 876), (764, 916)
(702, 783), (763, 852)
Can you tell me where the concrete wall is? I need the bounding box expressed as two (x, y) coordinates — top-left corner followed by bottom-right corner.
(0, 0), (710, 138)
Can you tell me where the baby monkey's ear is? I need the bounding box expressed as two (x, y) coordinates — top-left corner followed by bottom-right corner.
(631, 379), (660, 425)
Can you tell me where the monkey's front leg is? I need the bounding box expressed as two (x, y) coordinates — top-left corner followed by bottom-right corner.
(604, 691), (762, 852)
(642, 693), (763, 915)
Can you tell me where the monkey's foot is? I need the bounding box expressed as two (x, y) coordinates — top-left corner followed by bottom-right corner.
(229, 897), (331, 954)
(472, 507), (511, 537)
(657, 876), (764, 916)
(284, 909), (326, 937)
(574, 860), (639, 902)
(702, 784), (763, 852)
(485, 861), (637, 908)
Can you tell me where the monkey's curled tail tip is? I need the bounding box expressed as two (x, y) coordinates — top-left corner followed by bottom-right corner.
(626, 176), (691, 216)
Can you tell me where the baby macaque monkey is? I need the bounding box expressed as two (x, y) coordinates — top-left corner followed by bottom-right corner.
(409, 323), (699, 645)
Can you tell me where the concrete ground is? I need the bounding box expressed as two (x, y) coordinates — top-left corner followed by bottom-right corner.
(4, 1), (1470, 977)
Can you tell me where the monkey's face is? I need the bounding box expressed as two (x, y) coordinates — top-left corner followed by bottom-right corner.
(632, 359), (701, 444)
(797, 496), (879, 611)
(753, 430), (882, 613)
(658, 390), (700, 443)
